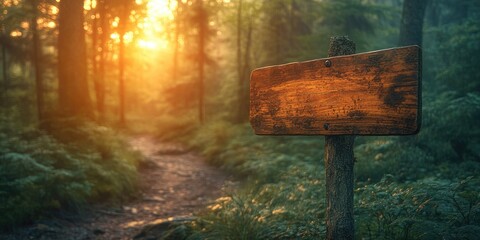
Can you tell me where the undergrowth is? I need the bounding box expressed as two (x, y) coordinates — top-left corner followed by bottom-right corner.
(178, 92), (480, 240)
(0, 118), (140, 231)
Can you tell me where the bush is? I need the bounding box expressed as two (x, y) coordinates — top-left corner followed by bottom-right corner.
(355, 92), (480, 183)
(0, 119), (140, 230)
(356, 176), (480, 239)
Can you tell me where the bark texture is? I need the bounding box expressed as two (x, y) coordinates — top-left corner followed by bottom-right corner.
(97, 0), (107, 120)
(58, 0), (93, 118)
(1, 22), (8, 106)
(399, 0), (428, 46)
(118, 4), (128, 127)
(325, 36), (355, 240)
(172, 0), (181, 83)
(197, 0), (207, 124)
(30, 0), (44, 121)
(236, 0), (253, 123)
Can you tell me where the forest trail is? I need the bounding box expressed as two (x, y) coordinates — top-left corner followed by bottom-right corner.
(2, 136), (231, 240)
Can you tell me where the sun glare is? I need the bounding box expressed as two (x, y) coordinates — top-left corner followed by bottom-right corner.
(146, 0), (176, 20)
(87, 0), (174, 51)
(137, 39), (168, 50)
(137, 0), (176, 50)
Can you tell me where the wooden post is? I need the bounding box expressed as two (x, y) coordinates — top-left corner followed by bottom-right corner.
(249, 35), (421, 239)
(325, 36), (356, 240)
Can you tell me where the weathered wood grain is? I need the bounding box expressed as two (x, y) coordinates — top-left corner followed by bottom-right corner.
(250, 45), (421, 135)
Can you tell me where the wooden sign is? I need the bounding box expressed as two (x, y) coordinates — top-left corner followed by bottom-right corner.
(250, 46), (421, 135)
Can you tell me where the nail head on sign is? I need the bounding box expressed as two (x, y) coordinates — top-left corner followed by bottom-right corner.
(325, 60), (332, 67)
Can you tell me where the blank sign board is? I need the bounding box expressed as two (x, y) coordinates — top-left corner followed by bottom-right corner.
(250, 46), (421, 135)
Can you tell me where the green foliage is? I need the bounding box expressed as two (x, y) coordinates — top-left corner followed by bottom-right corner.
(182, 122), (326, 239)
(192, 165), (326, 239)
(319, 0), (389, 46)
(184, 89), (480, 239)
(0, 119), (140, 230)
(188, 119), (480, 239)
(356, 176), (480, 239)
(356, 176), (431, 240)
(188, 121), (239, 165)
(354, 139), (433, 182)
(354, 92), (480, 183)
(423, 0), (480, 93)
(187, 121), (324, 180)
(417, 92), (480, 162)
(154, 113), (200, 142)
(435, 19), (480, 93)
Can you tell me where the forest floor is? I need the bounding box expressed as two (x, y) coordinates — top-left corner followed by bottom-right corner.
(1, 136), (232, 240)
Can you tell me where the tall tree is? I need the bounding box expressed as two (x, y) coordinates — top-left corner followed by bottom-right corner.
(260, 0), (312, 65)
(236, 0), (253, 123)
(29, 0), (44, 121)
(399, 0), (428, 46)
(172, 0), (182, 83)
(236, 0), (243, 122)
(1, 22), (7, 106)
(196, 0), (207, 123)
(89, 0), (103, 120)
(117, 1), (131, 127)
(240, 19), (252, 120)
(57, 0), (93, 118)
(97, 0), (108, 120)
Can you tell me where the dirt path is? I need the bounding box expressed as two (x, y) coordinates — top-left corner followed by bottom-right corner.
(1, 136), (231, 240)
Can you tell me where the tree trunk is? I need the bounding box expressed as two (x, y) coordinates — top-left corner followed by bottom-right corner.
(90, 0), (101, 120)
(197, 0), (206, 124)
(325, 36), (356, 240)
(399, 0), (428, 46)
(240, 16), (252, 123)
(58, 0), (93, 119)
(236, 0), (253, 123)
(97, 0), (107, 120)
(236, 0), (243, 123)
(172, 0), (181, 82)
(118, 4), (127, 127)
(1, 23), (8, 107)
(30, 0), (44, 121)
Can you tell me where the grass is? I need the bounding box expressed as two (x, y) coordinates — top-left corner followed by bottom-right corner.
(174, 92), (480, 239)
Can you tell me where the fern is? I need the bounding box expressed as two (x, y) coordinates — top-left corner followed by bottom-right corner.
(0, 119), (140, 230)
